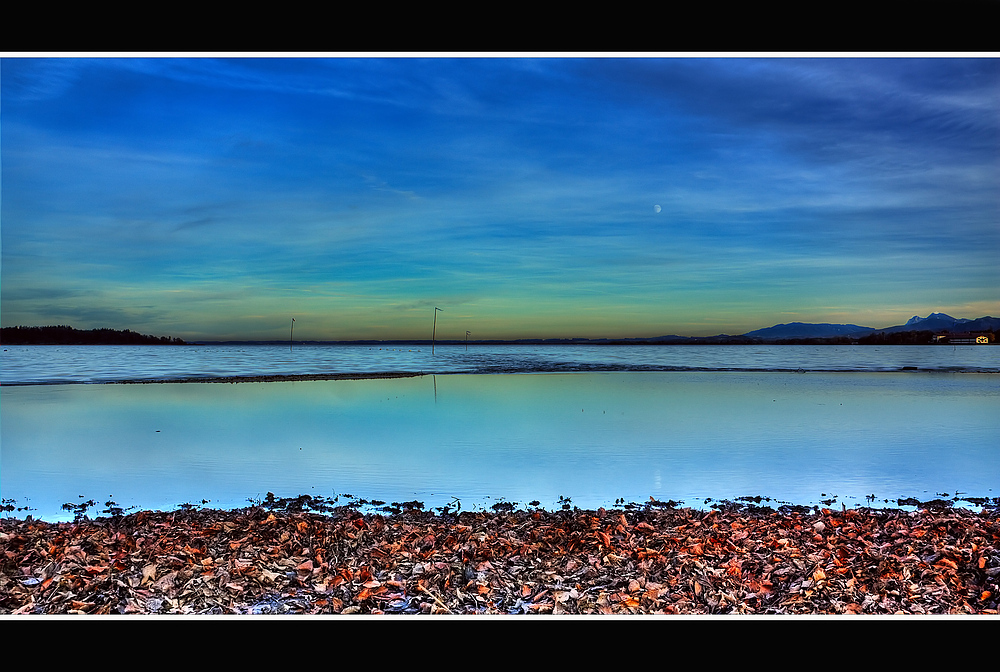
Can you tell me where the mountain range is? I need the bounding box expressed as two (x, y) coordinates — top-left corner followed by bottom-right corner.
(738, 313), (999, 341)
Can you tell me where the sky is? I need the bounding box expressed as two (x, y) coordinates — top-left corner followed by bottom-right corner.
(1, 56), (998, 341)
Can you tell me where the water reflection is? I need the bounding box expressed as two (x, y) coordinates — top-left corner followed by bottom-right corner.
(2, 372), (997, 521)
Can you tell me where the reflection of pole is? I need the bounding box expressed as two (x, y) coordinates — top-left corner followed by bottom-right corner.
(432, 307), (442, 355)
(466, 330), (470, 352)
(290, 317), (295, 352)
(433, 374), (437, 403)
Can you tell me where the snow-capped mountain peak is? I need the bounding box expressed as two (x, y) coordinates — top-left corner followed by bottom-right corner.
(905, 312), (969, 326)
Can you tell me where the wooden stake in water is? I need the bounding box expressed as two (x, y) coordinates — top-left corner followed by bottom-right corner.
(466, 330), (471, 351)
(290, 317), (295, 352)
(432, 307), (442, 355)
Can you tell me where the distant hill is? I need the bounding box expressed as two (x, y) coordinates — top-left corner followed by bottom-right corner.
(743, 322), (875, 340)
(1, 325), (187, 345)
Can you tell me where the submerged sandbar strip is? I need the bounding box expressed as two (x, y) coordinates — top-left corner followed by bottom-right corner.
(107, 371), (426, 385)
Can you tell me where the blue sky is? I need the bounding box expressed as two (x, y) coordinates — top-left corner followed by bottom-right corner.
(2, 56), (997, 340)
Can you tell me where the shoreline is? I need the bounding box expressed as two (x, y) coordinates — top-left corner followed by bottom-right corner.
(3, 498), (998, 615)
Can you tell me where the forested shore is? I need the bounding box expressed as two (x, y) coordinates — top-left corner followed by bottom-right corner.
(1, 326), (186, 345)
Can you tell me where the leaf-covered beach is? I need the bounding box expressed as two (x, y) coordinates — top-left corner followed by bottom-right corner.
(3, 497), (998, 615)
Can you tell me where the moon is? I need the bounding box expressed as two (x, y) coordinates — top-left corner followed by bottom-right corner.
(654, 204), (661, 213)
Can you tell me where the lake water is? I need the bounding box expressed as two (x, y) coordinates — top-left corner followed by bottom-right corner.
(2, 343), (998, 384)
(2, 345), (998, 521)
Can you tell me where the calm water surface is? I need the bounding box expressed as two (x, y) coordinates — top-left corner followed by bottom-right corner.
(3, 369), (998, 521)
(2, 343), (998, 385)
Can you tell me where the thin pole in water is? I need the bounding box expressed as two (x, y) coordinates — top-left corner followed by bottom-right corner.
(290, 317), (295, 352)
(466, 330), (470, 351)
(432, 307), (442, 355)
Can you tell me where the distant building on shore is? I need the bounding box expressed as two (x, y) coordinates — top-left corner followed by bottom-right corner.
(932, 332), (993, 344)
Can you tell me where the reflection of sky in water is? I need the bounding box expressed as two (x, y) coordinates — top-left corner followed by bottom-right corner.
(3, 372), (998, 521)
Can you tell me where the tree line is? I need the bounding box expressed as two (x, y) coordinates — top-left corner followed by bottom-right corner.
(854, 330), (936, 345)
(1, 325), (186, 345)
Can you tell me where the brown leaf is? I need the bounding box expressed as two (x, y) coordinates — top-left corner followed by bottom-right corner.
(260, 569), (282, 584)
(151, 571), (178, 591)
(935, 557), (958, 570)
